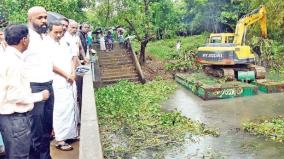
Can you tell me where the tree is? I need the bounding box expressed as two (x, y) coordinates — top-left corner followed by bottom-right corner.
(3, 0), (86, 24)
(110, 0), (180, 64)
(183, 0), (251, 34)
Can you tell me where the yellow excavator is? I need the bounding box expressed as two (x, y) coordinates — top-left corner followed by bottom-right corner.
(197, 5), (267, 81)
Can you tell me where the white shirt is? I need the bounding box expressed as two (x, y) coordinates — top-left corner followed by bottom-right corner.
(0, 46), (43, 114)
(176, 42), (181, 51)
(63, 32), (80, 57)
(23, 29), (54, 83)
(0, 42), (6, 53)
(47, 36), (73, 88)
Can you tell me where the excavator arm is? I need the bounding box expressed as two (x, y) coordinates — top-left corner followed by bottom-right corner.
(233, 5), (267, 45)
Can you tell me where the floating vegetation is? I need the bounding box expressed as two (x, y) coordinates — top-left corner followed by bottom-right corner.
(95, 80), (218, 158)
(178, 73), (252, 88)
(243, 116), (284, 143)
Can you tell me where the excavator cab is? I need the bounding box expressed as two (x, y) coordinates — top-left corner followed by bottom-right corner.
(208, 33), (235, 44)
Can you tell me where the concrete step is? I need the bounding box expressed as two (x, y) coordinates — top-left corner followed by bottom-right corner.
(102, 76), (140, 84)
(101, 66), (136, 72)
(99, 59), (133, 65)
(98, 52), (129, 58)
(99, 56), (132, 62)
(101, 70), (137, 76)
(101, 73), (139, 81)
(100, 63), (134, 69)
(97, 46), (142, 85)
(101, 65), (136, 71)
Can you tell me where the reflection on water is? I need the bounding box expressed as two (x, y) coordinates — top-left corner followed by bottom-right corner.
(162, 86), (284, 159)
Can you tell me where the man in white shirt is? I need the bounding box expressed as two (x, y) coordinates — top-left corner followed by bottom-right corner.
(69, 20), (88, 113)
(48, 20), (79, 151)
(60, 18), (80, 67)
(0, 24), (49, 159)
(23, 6), (54, 159)
(0, 27), (6, 156)
(0, 28), (6, 53)
(66, 19), (87, 67)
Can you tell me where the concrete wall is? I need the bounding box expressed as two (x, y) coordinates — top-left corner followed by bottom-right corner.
(79, 65), (104, 159)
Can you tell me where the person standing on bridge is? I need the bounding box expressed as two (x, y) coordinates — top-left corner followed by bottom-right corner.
(0, 28), (7, 53)
(77, 22), (89, 114)
(48, 20), (79, 151)
(0, 24), (50, 159)
(0, 27), (7, 156)
(24, 6), (54, 159)
(64, 19), (84, 67)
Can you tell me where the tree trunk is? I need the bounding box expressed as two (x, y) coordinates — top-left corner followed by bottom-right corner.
(139, 40), (148, 64)
(105, 0), (110, 26)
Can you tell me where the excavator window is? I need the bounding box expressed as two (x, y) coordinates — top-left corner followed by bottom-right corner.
(228, 36), (234, 43)
(210, 36), (222, 43)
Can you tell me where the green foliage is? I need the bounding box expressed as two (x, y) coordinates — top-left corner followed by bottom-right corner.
(96, 80), (218, 157)
(3, 0), (86, 24)
(179, 73), (252, 88)
(250, 36), (284, 72)
(183, 0), (249, 34)
(142, 34), (207, 71)
(151, 0), (183, 39)
(243, 117), (284, 143)
(146, 35), (207, 59)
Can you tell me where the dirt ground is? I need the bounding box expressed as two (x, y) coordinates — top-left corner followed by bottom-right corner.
(141, 55), (173, 81)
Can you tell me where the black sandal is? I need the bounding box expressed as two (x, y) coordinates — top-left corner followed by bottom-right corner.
(55, 143), (73, 151)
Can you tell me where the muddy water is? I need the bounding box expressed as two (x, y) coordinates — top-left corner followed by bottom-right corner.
(162, 86), (284, 159)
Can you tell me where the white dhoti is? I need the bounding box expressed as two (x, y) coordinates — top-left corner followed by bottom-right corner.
(50, 36), (79, 142)
(53, 83), (79, 141)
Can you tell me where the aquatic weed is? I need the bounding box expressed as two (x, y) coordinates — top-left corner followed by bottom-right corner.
(96, 80), (218, 158)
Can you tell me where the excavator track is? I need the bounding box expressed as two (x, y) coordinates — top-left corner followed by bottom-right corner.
(203, 64), (266, 81)
(203, 66), (235, 81)
(248, 64), (266, 79)
(222, 68), (235, 81)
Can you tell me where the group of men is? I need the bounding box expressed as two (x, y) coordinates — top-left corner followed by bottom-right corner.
(0, 6), (90, 159)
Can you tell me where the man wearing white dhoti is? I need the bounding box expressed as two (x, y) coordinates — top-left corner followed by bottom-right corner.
(48, 20), (78, 151)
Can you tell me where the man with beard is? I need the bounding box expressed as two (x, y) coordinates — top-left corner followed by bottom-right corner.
(23, 6), (54, 159)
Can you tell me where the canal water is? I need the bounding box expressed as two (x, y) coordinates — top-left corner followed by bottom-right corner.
(161, 86), (284, 159)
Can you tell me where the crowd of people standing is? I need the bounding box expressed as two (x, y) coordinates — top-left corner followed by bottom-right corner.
(98, 28), (125, 52)
(0, 6), (91, 159)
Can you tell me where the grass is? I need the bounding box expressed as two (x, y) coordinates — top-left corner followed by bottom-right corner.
(132, 35), (207, 71)
(145, 35), (207, 71)
(145, 34), (207, 60)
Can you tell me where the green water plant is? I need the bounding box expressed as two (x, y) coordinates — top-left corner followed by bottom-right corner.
(243, 116), (284, 143)
(96, 80), (218, 158)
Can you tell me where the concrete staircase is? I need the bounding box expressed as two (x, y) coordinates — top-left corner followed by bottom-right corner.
(98, 46), (140, 85)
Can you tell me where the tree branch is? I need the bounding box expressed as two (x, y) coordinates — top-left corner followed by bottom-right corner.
(124, 18), (142, 42)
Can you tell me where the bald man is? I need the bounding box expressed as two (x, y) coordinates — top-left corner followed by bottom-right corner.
(24, 6), (54, 159)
